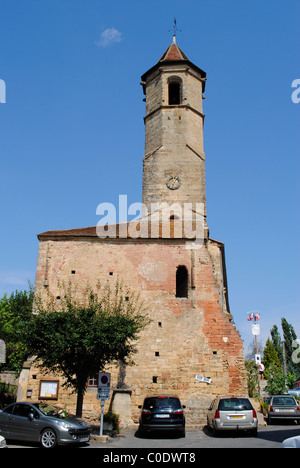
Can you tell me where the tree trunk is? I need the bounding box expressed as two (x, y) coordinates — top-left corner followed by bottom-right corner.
(76, 389), (84, 417)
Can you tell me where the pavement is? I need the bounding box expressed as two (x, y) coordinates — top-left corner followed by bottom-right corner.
(91, 403), (267, 445)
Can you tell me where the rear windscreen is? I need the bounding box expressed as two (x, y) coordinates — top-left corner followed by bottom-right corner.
(143, 397), (181, 410)
(273, 397), (296, 406)
(218, 398), (253, 411)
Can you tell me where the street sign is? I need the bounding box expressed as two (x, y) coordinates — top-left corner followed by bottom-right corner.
(97, 390), (110, 400)
(195, 375), (211, 384)
(97, 383), (110, 401)
(255, 354), (262, 365)
(98, 372), (111, 400)
(252, 323), (260, 336)
(97, 372), (111, 436)
(98, 372), (111, 388)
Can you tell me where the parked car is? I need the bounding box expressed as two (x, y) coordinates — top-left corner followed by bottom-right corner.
(267, 395), (300, 425)
(288, 387), (300, 398)
(282, 435), (300, 448)
(138, 395), (185, 437)
(0, 435), (7, 448)
(0, 401), (92, 448)
(207, 396), (258, 436)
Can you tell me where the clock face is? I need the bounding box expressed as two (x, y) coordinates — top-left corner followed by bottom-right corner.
(166, 175), (181, 190)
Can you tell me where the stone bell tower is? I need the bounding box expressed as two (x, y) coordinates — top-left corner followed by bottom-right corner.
(29, 32), (248, 426)
(140, 36), (208, 232)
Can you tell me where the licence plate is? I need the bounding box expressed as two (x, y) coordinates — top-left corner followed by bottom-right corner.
(79, 436), (89, 442)
(155, 414), (170, 418)
(275, 408), (294, 412)
(229, 415), (243, 419)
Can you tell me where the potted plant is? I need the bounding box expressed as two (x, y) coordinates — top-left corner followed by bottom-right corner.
(103, 411), (120, 433)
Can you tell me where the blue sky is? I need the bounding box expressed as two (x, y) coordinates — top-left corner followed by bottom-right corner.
(0, 0), (299, 355)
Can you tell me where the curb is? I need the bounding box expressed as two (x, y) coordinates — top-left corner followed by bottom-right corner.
(91, 434), (109, 443)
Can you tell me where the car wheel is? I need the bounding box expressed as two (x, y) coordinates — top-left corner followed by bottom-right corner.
(137, 427), (147, 438)
(40, 428), (58, 448)
(267, 415), (272, 425)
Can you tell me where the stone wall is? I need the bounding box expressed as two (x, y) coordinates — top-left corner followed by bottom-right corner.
(25, 235), (247, 427)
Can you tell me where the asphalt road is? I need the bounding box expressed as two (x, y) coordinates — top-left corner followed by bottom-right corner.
(6, 424), (300, 449)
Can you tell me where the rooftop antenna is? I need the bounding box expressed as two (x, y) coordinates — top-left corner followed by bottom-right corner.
(169, 18), (182, 44)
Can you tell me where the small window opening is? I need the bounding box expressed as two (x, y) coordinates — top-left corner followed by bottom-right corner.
(158, 322), (162, 328)
(71, 270), (76, 275)
(169, 81), (181, 105)
(87, 375), (98, 387)
(152, 376), (158, 383)
(109, 272), (113, 276)
(176, 265), (188, 298)
(155, 352), (160, 357)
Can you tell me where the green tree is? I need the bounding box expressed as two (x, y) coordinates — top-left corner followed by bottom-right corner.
(24, 281), (150, 417)
(245, 361), (260, 398)
(270, 325), (282, 363)
(281, 318), (298, 374)
(263, 338), (280, 370)
(0, 287), (34, 374)
(265, 363), (287, 395)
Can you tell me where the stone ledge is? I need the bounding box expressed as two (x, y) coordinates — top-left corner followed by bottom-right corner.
(91, 434), (109, 443)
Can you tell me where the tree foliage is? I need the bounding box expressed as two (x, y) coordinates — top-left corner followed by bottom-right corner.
(0, 286), (34, 374)
(265, 363), (287, 395)
(23, 281), (150, 416)
(270, 325), (282, 363)
(259, 317), (300, 394)
(263, 338), (280, 369)
(245, 360), (260, 398)
(281, 318), (298, 374)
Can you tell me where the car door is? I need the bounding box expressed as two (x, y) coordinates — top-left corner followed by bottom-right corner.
(7, 403), (40, 442)
(0, 404), (14, 438)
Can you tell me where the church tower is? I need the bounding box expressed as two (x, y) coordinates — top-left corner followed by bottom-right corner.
(30, 33), (248, 427)
(141, 36), (208, 234)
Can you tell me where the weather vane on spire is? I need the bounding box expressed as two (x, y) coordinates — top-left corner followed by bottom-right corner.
(170, 18), (182, 44)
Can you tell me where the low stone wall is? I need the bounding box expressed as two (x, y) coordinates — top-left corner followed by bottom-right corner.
(0, 371), (18, 387)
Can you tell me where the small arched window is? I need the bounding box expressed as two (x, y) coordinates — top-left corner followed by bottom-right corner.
(176, 265), (188, 298)
(168, 79), (181, 105)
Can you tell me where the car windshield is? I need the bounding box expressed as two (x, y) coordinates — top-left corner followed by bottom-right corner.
(273, 397), (296, 406)
(143, 397), (181, 410)
(33, 403), (70, 418)
(218, 398), (253, 411)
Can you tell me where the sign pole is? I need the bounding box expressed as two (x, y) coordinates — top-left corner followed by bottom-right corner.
(100, 399), (105, 437)
(97, 372), (111, 437)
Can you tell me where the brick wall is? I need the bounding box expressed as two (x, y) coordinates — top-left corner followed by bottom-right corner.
(27, 236), (247, 427)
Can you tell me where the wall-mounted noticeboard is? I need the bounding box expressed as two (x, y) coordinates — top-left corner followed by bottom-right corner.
(39, 380), (59, 400)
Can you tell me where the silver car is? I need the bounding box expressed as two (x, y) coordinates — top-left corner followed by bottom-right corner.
(207, 396), (258, 436)
(267, 395), (300, 425)
(0, 435), (7, 448)
(288, 387), (300, 398)
(0, 401), (92, 448)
